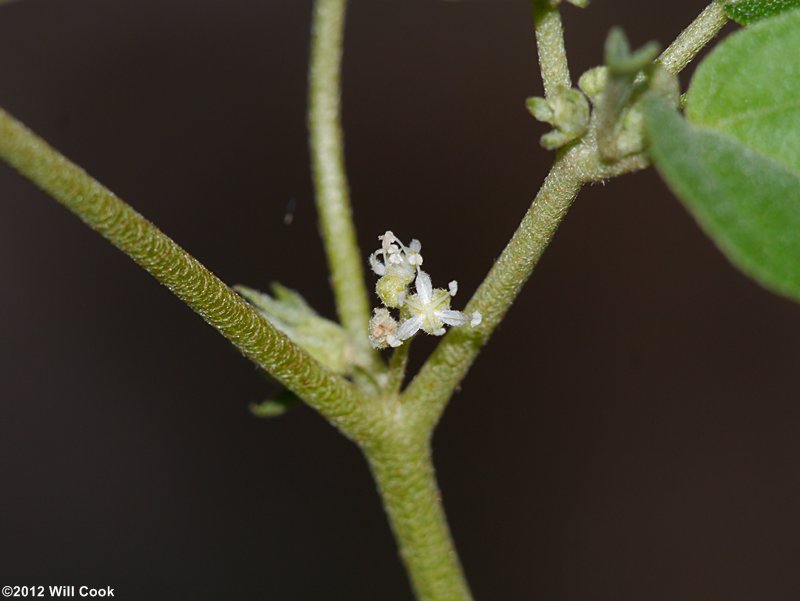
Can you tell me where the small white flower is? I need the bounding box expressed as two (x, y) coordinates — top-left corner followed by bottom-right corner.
(370, 231), (426, 308)
(406, 239), (423, 267)
(379, 230), (399, 250)
(369, 231), (423, 280)
(395, 270), (481, 341)
(368, 252), (387, 277)
(368, 307), (402, 349)
(387, 243), (404, 265)
(368, 231), (479, 347)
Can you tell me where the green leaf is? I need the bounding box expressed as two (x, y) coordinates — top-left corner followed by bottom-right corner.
(644, 96), (800, 300)
(249, 391), (301, 418)
(723, 0), (800, 24)
(644, 10), (800, 300)
(685, 9), (800, 175)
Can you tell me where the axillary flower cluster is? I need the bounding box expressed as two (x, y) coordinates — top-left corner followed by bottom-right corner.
(367, 231), (481, 349)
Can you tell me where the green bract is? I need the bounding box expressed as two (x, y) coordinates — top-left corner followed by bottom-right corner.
(526, 86), (590, 150)
(235, 283), (356, 374)
(723, 0), (800, 24)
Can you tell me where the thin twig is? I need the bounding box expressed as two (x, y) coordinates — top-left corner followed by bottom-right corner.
(385, 343), (410, 396)
(658, 2), (729, 75)
(402, 152), (584, 430)
(309, 0), (376, 367)
(532, 0), (572, 96)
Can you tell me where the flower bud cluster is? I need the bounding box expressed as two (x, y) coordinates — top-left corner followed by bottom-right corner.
(368, 231), (481, 349)
(526, 86), (590, 150)
(578, 30), (679, 161)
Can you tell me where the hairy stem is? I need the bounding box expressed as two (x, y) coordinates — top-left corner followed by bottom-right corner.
(658, 2), (728, 75)
(0, 107), (373, 441)
(532, 0), (572, 96)
(367, 437), (473, 601)
(309, 0), (374, 359)
(385, 342), (411, 397)
(404, 150), (584, 430)
(401, 2), (732, 428)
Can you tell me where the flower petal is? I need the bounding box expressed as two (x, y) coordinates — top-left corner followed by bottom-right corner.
(396, 315), (424, 340)
(415, 270), (433, 303)
(369, 252), (386, 276)
(387, 334), (402, 348)
(438, 309), (470, 327)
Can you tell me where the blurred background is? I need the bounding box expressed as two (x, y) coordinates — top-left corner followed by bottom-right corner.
(1, 1), (799, 599)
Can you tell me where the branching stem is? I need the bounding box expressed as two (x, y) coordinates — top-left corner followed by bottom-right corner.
(403, 1), (731, 432)
(308, 1), (474, 597)
(0, 3), (735, 601)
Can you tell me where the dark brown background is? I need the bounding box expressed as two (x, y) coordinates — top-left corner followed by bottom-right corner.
(1, 1), (799, 599)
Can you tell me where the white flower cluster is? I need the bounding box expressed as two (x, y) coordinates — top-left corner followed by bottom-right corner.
(368, 231), (481, 349)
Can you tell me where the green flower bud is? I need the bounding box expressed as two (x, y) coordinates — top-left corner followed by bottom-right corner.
(526, 86), (590, 150)
(376, 274), (413, 309)
(578, 66), (608, 105)
(595, 27), (667, 161)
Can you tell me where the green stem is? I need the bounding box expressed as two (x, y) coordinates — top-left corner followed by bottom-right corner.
(532, 0), (572, 96)
(401, 2), (729, 430)
(385, 342), (411, 396)
(658, 2), (728, 75)
(404, 150), (584, 430)
(367, 437), (473, 601)
(309, 0), (374, 360)
(0, 107), (372, 441)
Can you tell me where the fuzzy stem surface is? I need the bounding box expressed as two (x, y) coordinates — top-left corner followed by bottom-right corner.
(309, 0), (374, 359)
(402, 2), (732, 429)
(658, 2), (728, 75)
(532, 0), (572, 96)
(367, 436), (473, 601)
(385, 342), (411, 397)
(0, 107), (372, 441)
(403, 152), (584, 430)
